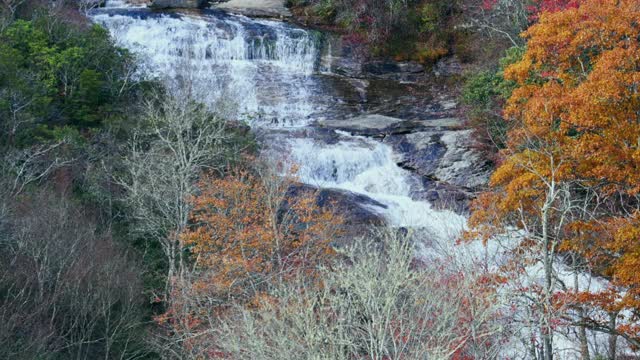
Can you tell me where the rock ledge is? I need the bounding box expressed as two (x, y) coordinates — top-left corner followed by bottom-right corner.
(213, 0), (291, 18)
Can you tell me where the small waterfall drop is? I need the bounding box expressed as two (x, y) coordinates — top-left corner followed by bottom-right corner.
(288, 133), (464, 240)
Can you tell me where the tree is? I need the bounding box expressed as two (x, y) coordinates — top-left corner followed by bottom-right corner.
(182, 162), (343, 297)
(291, 0), (455, 63)
(0, 0), (26, 30)
(116, 94), (248, 296)
(526, 0), (581, 20)
(0, 16), (142, 146)
(461, 0), (581, 47)
(469, 0), (640, 357)
(0, 188), (147, 359)
(155, 160), (344, 358)
(461, 45), (523, 159)
(212, 229), (504, 360)
(461, 0), (530, 47)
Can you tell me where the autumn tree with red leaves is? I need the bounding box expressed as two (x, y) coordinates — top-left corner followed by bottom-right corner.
(469, 0), (640, 358)
(181, 163), (343, 298)
(527, 0), (580, 20)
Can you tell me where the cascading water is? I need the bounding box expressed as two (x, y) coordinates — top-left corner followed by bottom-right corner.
(92, 9), (319, 126)
(288, 132), (464, 240)
(90, 6), (465, 244)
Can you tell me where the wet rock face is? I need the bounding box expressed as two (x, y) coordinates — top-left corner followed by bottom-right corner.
(386, 129), (491, 212)
(415, 178), (474, 213)
(311, 75), (445, 122)
(317, 115), (465, 138)
(393, 132), (447, 176)
(212, 0), (291, 18)
(312, 93), (492, 213)
(361, 61), (427, 83)
(319, 34), (463, 83)
(149, 0), (207, 9)
(311, 86), (490, 194)
(254, 23), (490, 214)
(397, 130), (489, 211)
(286, 183), (386, 226)
(389, 130), (490, 190)
(433, 57), (463, 78)
(327, 57), (430, 83)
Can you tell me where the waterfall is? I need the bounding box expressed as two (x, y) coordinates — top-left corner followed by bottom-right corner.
(92, 10), (319, 126)
(90, 9), (465, 244)
(288, 132), (464, 240)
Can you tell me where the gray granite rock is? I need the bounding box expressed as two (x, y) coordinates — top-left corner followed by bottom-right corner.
(213, 0), (291, 18)
(287, 184), (386, 226)
(433, 56), (463, 77)
(316, 113), (462, 137)
(149, 0), (206, 9)
(317, 114), (404, 134)
(388, 129), (490, 190)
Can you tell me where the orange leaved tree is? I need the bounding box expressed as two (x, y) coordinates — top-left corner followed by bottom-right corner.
(156, 161), (343, 358)
(182, 164), (343, 298)
(468, 0), (640, 358)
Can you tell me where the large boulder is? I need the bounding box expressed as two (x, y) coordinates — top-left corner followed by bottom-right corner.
(286, 183), (387, 243)
(382, 128), (490, 213)
(387, 129), (491, 190)
(317, 114), (405, 136)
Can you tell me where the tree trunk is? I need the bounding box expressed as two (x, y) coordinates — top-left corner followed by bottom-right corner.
(573, 255), (590, 360)
(542, 194), (554, 360)
(608, 312), (617, 360)
(578, 316), (590, 360)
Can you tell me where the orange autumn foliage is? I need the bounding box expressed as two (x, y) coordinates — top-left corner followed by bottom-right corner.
(159, 164), (345, 357)
(180, 166), (343, 300)
(469, 0), (640, 343)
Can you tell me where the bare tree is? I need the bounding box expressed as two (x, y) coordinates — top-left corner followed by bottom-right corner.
(203, 229), (504, 360)
(472, 123), (623, 359)
(150, 157), (344, 359)
(0, 0), (26, 30)
(77, 0), (103, 15)
(116, 93), (236, 295)
(0, 84), (37, 143)
(0, 189), (147, 359)
(3, 140), (75, 196)
(461, 0), (529, 47)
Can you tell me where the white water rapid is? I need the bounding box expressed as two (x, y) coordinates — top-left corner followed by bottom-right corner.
(91, 6), (465, 244)
(288, 132), (463, 239)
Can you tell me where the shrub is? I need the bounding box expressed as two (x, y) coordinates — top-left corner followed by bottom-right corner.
(461, 46), (523, 155)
